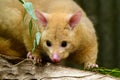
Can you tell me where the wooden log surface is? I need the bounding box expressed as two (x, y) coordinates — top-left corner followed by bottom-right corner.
(0, 55), (118, 80)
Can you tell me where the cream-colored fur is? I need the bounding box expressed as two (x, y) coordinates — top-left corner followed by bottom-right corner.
(0, 0), (98, 68)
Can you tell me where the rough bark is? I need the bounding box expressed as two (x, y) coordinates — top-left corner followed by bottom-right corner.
(0, 55), (118, 80)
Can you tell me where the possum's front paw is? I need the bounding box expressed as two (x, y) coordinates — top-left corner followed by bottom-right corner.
(84, 63), (98, 69)
(27, 52), (42, 63)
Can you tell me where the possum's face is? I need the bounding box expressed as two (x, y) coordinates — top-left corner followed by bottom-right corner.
(35, 10), (81, 63)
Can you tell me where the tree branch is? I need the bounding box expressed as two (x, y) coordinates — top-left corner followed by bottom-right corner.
(0, 55), (118, 80)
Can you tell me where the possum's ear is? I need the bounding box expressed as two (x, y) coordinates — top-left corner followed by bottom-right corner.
(68, 11), (82, 29)
(35, 10), (48, 27)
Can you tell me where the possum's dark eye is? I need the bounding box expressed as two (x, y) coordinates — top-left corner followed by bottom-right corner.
(46, 40), (52, 47)
(61, 41), (67, 47)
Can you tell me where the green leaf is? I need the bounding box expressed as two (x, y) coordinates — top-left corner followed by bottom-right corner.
(35, 32), (41, 45)
(32, 39), (37, 52)
(23, 2), (37, 20)
(29, 19), (33, 37)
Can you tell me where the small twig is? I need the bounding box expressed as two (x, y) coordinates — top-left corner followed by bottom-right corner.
(97, 75), (108, 79)
(13, 58), (34, 66)
(40, 73), (95, 80)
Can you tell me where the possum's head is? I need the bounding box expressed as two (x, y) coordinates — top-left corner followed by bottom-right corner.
(35, 10), (82, 63)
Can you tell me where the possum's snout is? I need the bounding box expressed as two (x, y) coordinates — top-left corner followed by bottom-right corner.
(51, 54), (60, 63)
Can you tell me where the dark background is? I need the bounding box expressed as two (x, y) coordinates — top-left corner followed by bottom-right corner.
(74, 0), (120, 68)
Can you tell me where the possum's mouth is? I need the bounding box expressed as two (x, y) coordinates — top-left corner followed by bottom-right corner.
(51, 54), (61, 63)
(40, 52), (63, 64)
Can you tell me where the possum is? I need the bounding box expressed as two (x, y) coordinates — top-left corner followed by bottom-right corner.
(0, 0), (98, 68)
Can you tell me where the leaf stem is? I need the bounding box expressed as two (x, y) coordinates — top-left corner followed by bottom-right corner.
(19, 0), (25, 4)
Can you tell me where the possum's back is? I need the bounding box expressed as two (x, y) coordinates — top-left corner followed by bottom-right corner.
(0, 0), (24, 31)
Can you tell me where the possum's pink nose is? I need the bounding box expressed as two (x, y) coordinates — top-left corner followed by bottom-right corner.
(52, 54), (60, 63)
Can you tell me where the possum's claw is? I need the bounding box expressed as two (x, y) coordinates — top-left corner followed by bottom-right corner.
(84, 63), (98, 69)
(27, 52), (42, 63)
